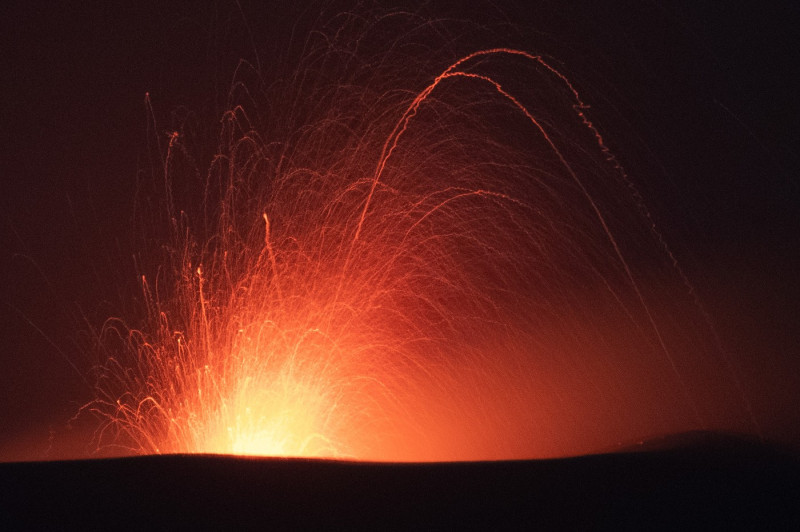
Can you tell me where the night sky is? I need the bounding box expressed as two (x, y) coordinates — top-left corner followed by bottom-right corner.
(1, 0), (798, 461)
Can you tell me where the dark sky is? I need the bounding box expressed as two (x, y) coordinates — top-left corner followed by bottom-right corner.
(1, 0), (798, 460)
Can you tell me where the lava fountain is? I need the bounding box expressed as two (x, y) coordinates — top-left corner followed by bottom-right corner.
(80, 16), (756, 461)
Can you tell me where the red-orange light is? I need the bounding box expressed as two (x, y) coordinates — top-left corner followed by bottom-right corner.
(79, 42), (756, 462)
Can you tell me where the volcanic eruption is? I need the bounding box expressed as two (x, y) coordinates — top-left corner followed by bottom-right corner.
(71, 8), (759, 462)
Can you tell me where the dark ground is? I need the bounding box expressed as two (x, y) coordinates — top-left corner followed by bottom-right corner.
(1, 433), (798, 530)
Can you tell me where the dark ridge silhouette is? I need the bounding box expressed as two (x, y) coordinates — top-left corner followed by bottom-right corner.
(610, 429), (790, 453)
(1, 432), (798, 529)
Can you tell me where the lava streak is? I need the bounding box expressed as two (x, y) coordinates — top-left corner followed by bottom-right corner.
(82, 18), (753, 462)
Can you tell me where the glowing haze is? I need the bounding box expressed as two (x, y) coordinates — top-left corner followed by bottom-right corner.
(79, 13), (756, 461)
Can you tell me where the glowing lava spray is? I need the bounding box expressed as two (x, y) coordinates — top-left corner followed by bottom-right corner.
(82, 17), (755, 461)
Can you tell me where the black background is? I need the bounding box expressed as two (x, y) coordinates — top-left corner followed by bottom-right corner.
(1, 0), (798, 461)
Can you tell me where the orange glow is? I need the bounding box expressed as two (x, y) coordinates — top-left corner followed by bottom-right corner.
(79, 41), (757, 462)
